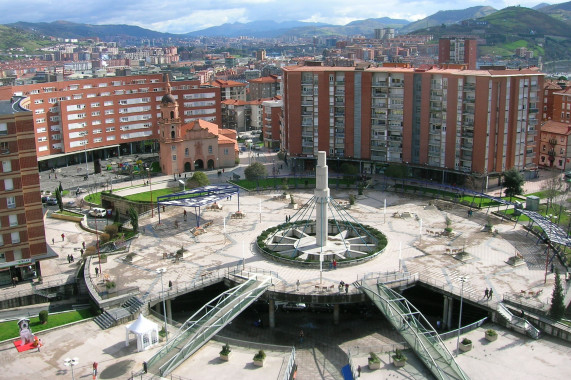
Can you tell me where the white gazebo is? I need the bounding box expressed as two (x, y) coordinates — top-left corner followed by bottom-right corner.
(125, 314), (159, 352)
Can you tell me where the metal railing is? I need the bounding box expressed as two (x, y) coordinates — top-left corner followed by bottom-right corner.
(437, 317), (488, 341)
(0, 277), (75, 301)
(281, 346), (296, 380)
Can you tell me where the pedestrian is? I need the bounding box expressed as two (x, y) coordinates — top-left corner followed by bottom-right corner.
(37, 338), (42, 352)
(162, 205), (165, 212)
(95, 267), (99, 277)
(51, 238), (55, 245)
(67, 254), (70, 263)
(437, 320), (441, 330)
(82, 241), (86, 249)
(551, 263), (554, 273)
(333, 259), (337, 270)
(299, 329), (304, 343)
(54, 173), (57, 179)
(345, 283), (349, 293)
(296, 279), (300, 291)
(484, 288), (489, 299)
(329, 261), (333, 270)
(80, 248), (84, 256)
(285, 215), (288, 223)
(168, 280), (172, 289)
(357, 365), (361, 377)
(70, 255), (74, 263)
(183, 209), (187, 217)
(61, 233), (65, 241)
(48, 173), (51, 179)
(488, 288), (493, 299)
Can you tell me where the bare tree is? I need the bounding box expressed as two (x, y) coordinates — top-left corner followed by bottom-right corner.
(543, 174), (564, 213)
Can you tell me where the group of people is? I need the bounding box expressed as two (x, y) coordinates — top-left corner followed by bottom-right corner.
(66, 254), (75, 263)
(484, 288), (494, 299)
(338, 281), (349, 293)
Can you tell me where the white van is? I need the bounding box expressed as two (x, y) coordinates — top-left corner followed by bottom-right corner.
(89, 208), (106, 217)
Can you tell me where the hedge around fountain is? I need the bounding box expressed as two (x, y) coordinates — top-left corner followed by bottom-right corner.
(255, 220), (387, 268)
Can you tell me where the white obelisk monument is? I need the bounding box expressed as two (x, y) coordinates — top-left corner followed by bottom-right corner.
(315, 151), (329, 247)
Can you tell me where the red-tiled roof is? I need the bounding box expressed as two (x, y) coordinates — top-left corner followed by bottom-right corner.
(210, 79), (247, 88)
(541, 120), (571, 135)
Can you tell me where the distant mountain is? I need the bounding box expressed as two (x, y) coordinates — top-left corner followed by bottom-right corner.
(399, 6), (497, 34)
(185, 20), (333, 38)
(537, 0), (571, 24)
(281, 17), (410, 38)
(7, 20), (175, 41)
(533, 3), (552, 10)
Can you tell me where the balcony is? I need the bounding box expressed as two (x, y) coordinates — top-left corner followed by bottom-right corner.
(372, 81), (388, 87)
(463, 84), (475, 91)
(389, 104), (403, 110)
(302, 141), (314, 148)
(390, 82), (404, 88)
(549, 138), (557, 146)
(529, 108), (539, 114)
(429, 117), (442, 124)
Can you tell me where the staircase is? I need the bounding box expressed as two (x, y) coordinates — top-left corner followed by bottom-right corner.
(93, 296), (144, 330)
(497, 303), (540, 339)
(146, 276), (272, 376)
(355, 280), (469, 380)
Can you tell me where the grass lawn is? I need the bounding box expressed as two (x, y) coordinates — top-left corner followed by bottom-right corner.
(54, 210), (84, 217)
(231, 177), (354, 191)
(124, 187), (180, 202)
(85, 192), (102, 205)
(0, 309), (95, 341)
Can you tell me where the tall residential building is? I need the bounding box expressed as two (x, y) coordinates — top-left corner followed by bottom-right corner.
(552, 87), (571, 123)
(438, 37), (477, 70)
(262, 99), (283, 149)
(282, 65), (543, 183)
(210, 79), (247, 102)
(0, 100), (49, 286)
(4, 74), (220, 170)
(538, 120), (571, 170)
(542, 82), (563, 121)
(248, 75), (281, 100)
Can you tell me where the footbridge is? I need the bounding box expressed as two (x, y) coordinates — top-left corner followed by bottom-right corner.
(354, 279), (470, 380)
(145, 273), (274, 376)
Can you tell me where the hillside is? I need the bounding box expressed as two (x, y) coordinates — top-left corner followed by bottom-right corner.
(537, 0), (571, 24)
(185, 20), (332, 38)
(7, 20), (176, 41)
(0, 25), (54, 54)
(399, 6), (497, 34)
(283, 17), (409, 38)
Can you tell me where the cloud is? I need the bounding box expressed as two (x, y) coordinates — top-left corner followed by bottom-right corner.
(0, 0), (565, 33)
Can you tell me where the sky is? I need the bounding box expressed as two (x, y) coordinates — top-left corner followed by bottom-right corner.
(0, 0), (564, 34)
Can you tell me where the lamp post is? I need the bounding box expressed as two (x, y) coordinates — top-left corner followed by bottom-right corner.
(147, 168), (153, 218)
(84, 142), (89, 181)
(95, 214), (102, 277)
(456, 276), (468, 356)
(64, 357), (79, 380)
(156, 268), (168, 342)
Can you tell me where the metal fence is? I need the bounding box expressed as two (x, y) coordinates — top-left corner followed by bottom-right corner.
(437, 317), (488, 341)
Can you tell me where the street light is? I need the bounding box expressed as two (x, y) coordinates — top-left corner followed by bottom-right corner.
(156, 267), (168, 342)
(84, 142), (89, 181)
(147, 168), (153, 218)
(456, 276), (468, 356)
(64, 357), (79, 380)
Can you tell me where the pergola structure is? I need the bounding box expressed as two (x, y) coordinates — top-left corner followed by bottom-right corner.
(156, 184), (240, 227)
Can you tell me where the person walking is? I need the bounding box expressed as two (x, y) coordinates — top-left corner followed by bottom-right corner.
(51, 238), (55, 245)
(299, 330), (304, 344)
(296, 279), (300, 291)
(95, 267), (99, 277)
(168, 280), (173, 289)
(488, 288), (493, 299)
(345, 283), (349, 293)
(82, 241), (86, 249)
(357, 365), (361, 377)
(484, 288), (489, 299)
(333, 259), (337, 270)
(61, 233), (65, 242)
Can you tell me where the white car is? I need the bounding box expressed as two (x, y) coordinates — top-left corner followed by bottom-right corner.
(89, 208), (106, 217)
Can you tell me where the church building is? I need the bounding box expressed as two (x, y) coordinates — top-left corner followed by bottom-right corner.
(158, 81), (238, 175)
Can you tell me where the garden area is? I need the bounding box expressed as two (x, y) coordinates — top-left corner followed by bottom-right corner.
(0, 309), (95, 341)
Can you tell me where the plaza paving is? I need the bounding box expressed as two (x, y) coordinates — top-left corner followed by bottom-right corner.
(2, 157), (571, 379)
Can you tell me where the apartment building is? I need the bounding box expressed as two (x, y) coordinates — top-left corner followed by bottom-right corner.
(210, 79), (247, 102)
(439, 37), (478, 70)
(538, 120), (571, 170)
(262, 99), (283, 149)
(221, 98), (267, 132)
(0, 101), (49, 286)
(248, 75), (281, 100)
(552, 86), (571, 123)
(282, 64), (543, 185)
(5, 74), (220, 170)
(543, 82), (564, 121)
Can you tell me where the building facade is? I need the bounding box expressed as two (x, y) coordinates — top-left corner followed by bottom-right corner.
(248, 75), (281, 100)
(438, 38), (477, 70)
(282, 64), (543, 183)
(538, 120), (571, 170)
(210, 79), (247, 102)
(0, 101), (48, 286)
(262, 99), (283, 149)
(3, 74), (221, 170)
(552, 87), (571, 123)
(158, 84), (238, 175)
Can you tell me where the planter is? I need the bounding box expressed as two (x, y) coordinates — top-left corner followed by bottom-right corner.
(220, 353), (230, 361)
(459, 342), (472, 352)
(485, 333), (498, 342)
(253, 359), (264, 367)
(368, 361), (381, 370)
(393, 358), (406, 367)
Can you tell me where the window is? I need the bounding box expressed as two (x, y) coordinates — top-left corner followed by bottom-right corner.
(13, 249), (22, 260)
(0, 236), (3, 247)
(171, 146), (176, 151)
(224, 148), (229, 155)
(2, 160), (12, 172)
(0, 122), (7, 135)
(9, 214), (17, 226)
(106, 118), (114, 124)
(4, 178), (13, 191)
(208, 145), (213, 154)
(7, 196), (16, 208)
(11, 231), (20, 244)
(104, 101), (113, 106)
(92, 111), (100, 116)
(0, 141), (10, 154)
(172, 155), (177, 161)
(185, 148), (189, 156)
(37, 127), (47, 133)
(106, 127), (115, 132)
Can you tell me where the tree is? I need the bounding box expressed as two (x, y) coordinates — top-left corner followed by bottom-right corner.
(244, 162), (267, 182)
(549, 269), (565, 320)
(186, 171), (210, 188)
(127, 206), (139, 233)
(55, 187), (63, 212)
(39, 310), (49, 324)
(542, 174), (563, 213)
(503, 168), (524, 200)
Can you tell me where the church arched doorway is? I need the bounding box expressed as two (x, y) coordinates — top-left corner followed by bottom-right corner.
(184, 162), (192, 172)
(194, 159), (204, 170)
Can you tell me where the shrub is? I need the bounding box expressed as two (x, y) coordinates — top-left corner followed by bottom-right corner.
(99, 233), (111, 244)
(253, 350), (266, 361)
(220, 343), (231, 355)
(85, 246), (97, 257)
(444, 227), (453, 233)
(39, 310), (49, 324)
(486, 329), (497, 337)
(368, 352), (380, 363)
(461, 338), (472, 345)
(104, 224), (119, 239)
(349, 194), (355, 205)
(105, 280), (116, 289)
(392, 349), (406, 361)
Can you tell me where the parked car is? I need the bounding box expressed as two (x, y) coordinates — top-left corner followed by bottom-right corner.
(45, 197), (58, 205)
(281, 302), (306, 311)
(89, 207), (106, 217)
